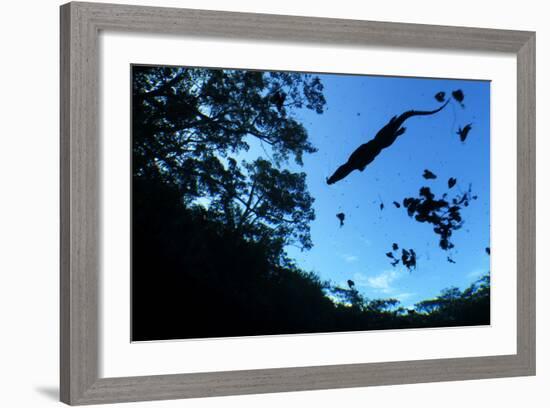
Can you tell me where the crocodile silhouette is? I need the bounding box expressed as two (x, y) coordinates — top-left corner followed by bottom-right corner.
(326, 100), (449, 185)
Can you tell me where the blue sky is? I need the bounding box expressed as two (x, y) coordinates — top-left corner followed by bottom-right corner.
(268, 73), (491, 308)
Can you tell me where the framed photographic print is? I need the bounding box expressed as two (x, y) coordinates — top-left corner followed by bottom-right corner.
(60, 1), (536, 405)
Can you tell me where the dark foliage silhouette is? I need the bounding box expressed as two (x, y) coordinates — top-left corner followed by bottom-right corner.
(133, 178), (334, 339)
(385, 244), (416, 271)
(448, 177), (457, 189)
(415, 275), (489, 325)
(435, 91), (446, 102)
(401, 249), (417, 270)
(133, 65), (326, 259)
(452, 89), (465, 105)
(271, 91), (286, 112)
(326, 100), (449, 185)
(132, 178), (489, 340)
(336, 212), (345, 227)
(457, 123), (473, 142)
(402, 185), (477, 250)
(393, 201), (401, 208)
(423, 169), (437, 180)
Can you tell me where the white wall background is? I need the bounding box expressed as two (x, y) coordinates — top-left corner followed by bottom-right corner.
(0, 0), (544, 407)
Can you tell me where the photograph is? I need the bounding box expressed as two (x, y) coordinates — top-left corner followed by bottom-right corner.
(131, 64), (491, 342)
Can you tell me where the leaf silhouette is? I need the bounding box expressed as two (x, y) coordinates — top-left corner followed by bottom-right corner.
(452, 89), (464, 103)
(401, 248), (417, 270)
(423, 169), (437, 180)
(457, 123), (473, 142)
(435, 91), (446, 102)
(336, 212), (345, 227)
(402, 186), (477, 251)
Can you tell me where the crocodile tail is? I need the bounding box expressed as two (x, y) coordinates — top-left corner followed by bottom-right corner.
(398, 99), (450, 123)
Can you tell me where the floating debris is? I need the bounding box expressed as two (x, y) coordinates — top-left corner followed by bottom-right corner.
(457, 123), (473, 142)
(452, 89), (465, 105)
(387, 245), (416, 270)
(423, 169), (437, 180)
(393, 201), (401, 208)
(435, 91), (446, 102)
(401, 249), (417, 270)
(448, 177), (457, 189)
(336, 212), (345, 227)
(402, 186), (477, 250)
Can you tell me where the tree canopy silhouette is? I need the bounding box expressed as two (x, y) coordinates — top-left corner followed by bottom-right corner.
(133, 65), (326, 257)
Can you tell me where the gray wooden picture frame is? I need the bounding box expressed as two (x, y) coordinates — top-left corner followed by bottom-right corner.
(60, 1), (536, 405)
